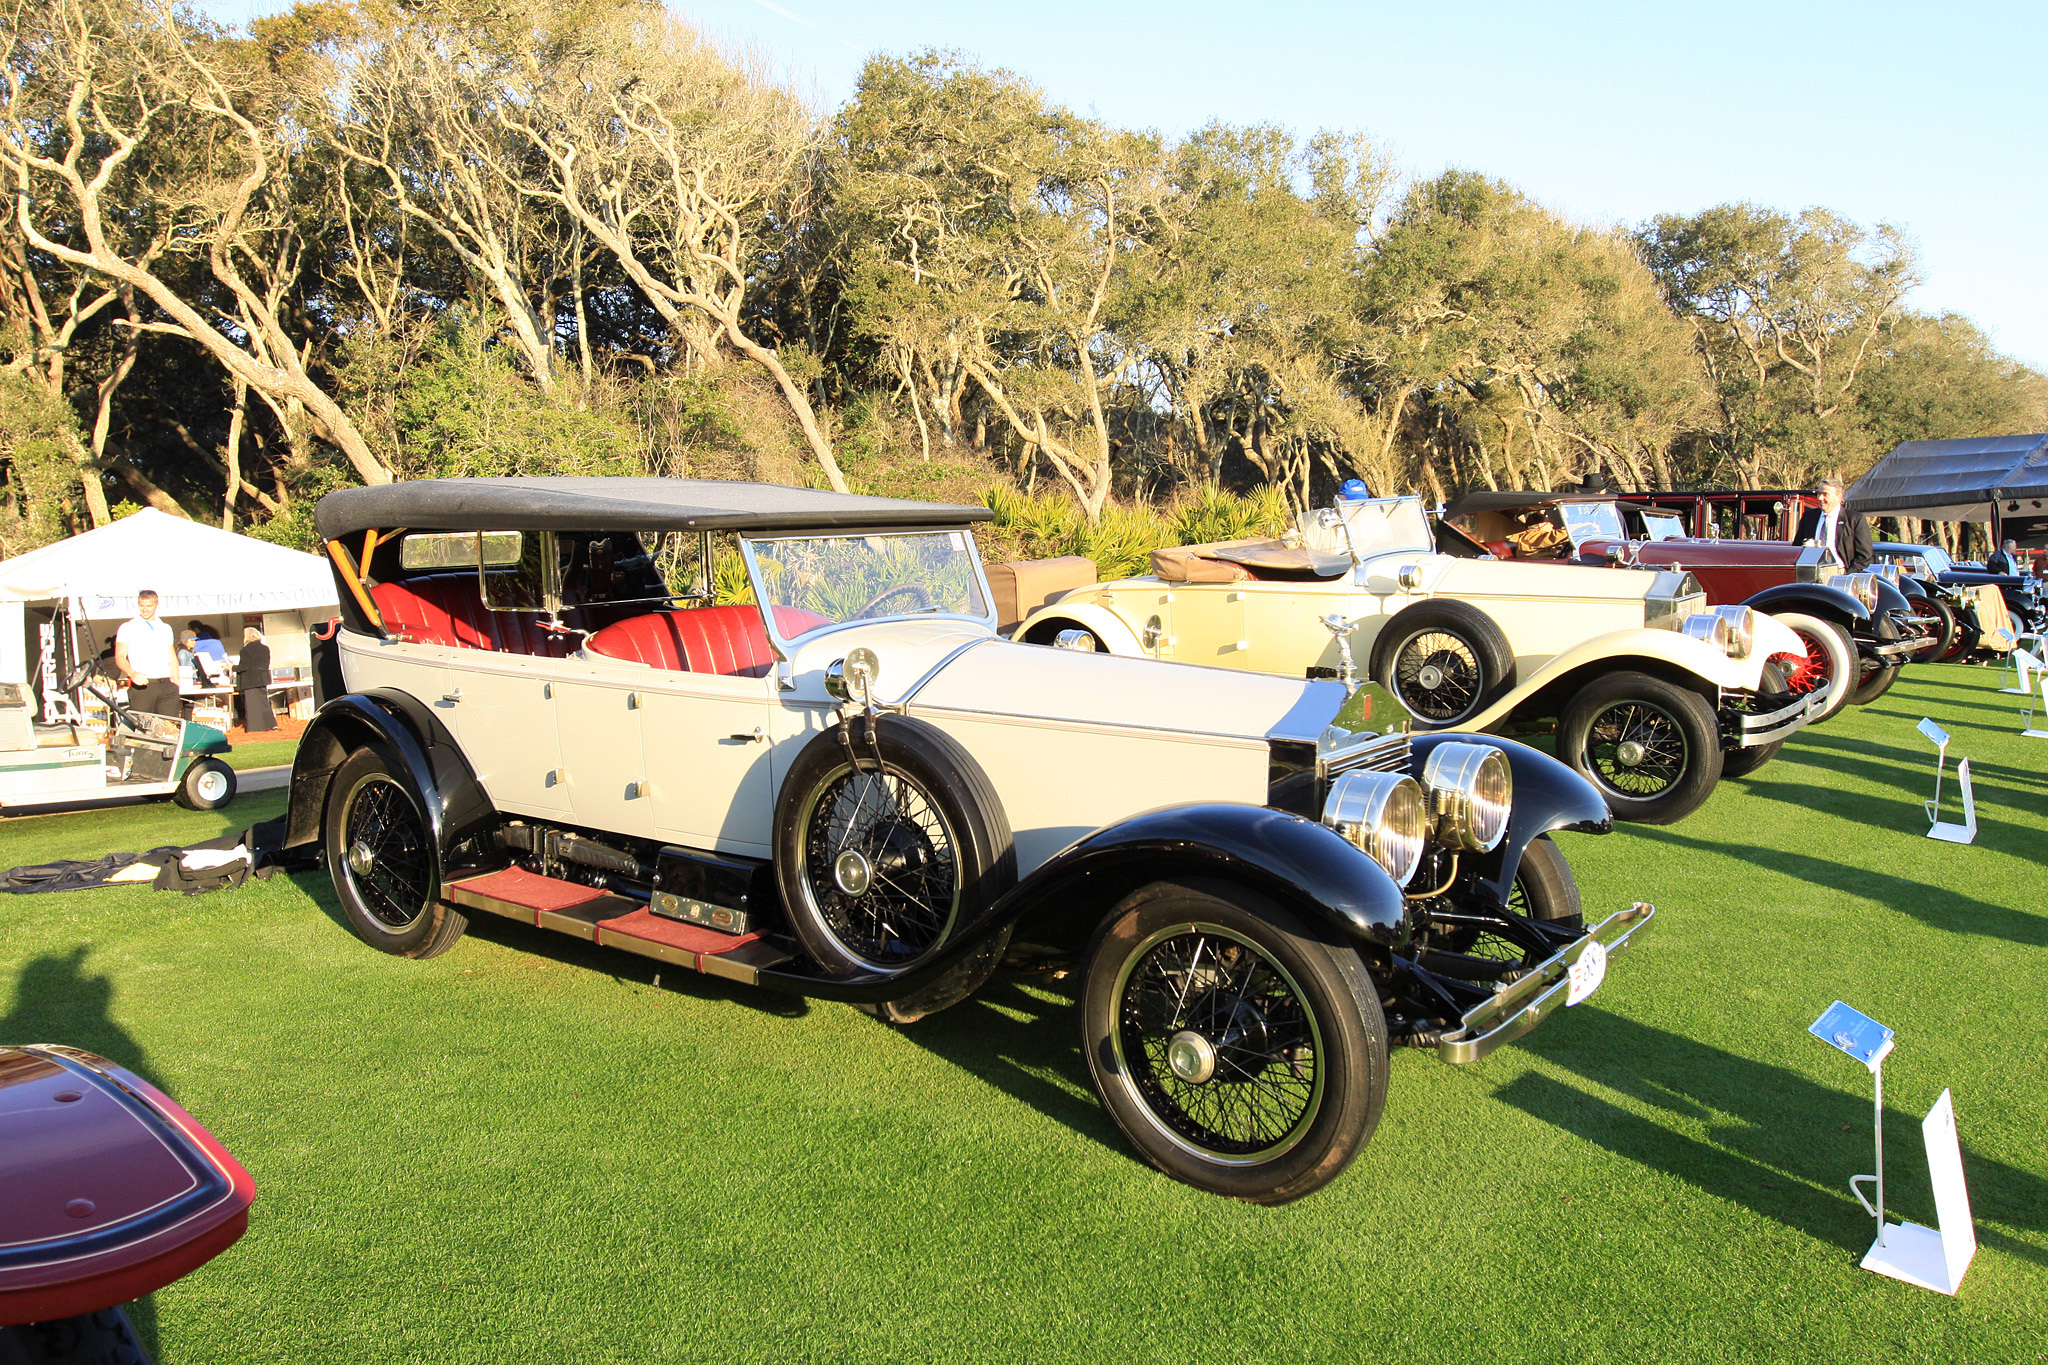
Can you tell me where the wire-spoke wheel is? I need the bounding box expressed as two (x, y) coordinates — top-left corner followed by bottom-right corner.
(1081, 880), (1387, 1204)
(324, 746), (466, 959)
(1369, 600), (1513, 728)
(1557, 671), (1722, 825)
(1767, 611), (1857, 720)
(775, 715), (1014, 991)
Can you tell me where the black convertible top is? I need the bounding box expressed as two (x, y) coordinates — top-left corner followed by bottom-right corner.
(314, 477), (994, 540)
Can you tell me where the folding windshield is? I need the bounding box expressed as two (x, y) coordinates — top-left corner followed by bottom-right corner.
(741, 530), (992, 643)
(1562, 501), (1624, 547)
(1638, 509), (1688, 541)
(1299, 497), (1435, 558)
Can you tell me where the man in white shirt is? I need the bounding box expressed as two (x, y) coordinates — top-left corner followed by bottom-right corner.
(113, 589), (180, 717)
(1795, 478), (1873, 572)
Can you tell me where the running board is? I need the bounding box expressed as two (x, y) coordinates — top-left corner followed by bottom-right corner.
(445, 867), (791, 986)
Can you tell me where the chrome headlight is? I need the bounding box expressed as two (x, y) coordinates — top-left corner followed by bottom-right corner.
(1322, 770), (1427, 885)
(1711, 604), (1755, 659)
(1680, 612), (1730, 653)
(1419, 741), (1512, 852)
(1872, 562), (1902, 586)
(1051, 628), (1098, 652)
(1829, 572), (1878, 611)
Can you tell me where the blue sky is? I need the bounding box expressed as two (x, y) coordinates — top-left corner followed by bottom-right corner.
(202, 0), (2047, 373)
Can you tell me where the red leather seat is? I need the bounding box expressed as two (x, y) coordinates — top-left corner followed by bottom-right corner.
(585, 605), (831, 677)
(371, 576), (583, 657)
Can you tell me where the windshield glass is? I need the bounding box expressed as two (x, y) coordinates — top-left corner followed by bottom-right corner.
(1562, 501), (1624, 546)
(1299, 497), (1435, 558)
(743, 530), (989, 638)
(1913, 546), (1954, 574)
(1638, 510), (1687, 542)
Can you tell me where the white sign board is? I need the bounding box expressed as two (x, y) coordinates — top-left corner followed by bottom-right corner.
(1916, 717), (1949, 747)
(1861, 1089), (1977, 1295)
(1928, 758), (1977, 844)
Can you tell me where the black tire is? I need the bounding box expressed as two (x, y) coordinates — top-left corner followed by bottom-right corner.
(1767, 611), (1857, 722)
(172, 756), (236, 810)
(1555, 671), (1724, 825)
(1942, 607), (1981, 661)
(1720, 660), (1789, 779)
(1508, 834), (1580, 927)
(1, 1307), (150, 1364)
(1079, 879), (1389, 1205)
(1849, 658), (1899, 706)
(1903, 594), (1957, 660)
(773, 714), (1015, 980)
(1368, 599), (1514, 728)
(324, 746), (465, 959)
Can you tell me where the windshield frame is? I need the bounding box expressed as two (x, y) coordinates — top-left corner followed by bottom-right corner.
(1306, 495), (1436, 561)
(738, 526), (998, 657)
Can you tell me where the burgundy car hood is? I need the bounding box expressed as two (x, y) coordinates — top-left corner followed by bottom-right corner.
(0, 1046), (253, 1325)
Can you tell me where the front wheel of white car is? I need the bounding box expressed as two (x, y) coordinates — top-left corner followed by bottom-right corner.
(1556, 671), (1724, 825)
(773, 715), (1016, 983)
(1368, 600), (1514, 728)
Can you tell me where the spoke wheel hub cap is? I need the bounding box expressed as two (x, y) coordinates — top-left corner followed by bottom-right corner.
(347, 840), (376, 877)
(1417, 663), (1445, 690)
(833, 849), (873, 896)
(1616, 739), (1646, 767)
(1165, 1030), (1218, 1084)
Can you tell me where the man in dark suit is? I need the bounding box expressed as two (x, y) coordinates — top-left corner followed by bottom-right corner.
(1795, 477), (1873, 572)
(1987, 539), (2021, 575)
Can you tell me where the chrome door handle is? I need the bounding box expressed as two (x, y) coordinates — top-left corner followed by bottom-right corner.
(727, 728), (766, 744)
(440, 690), (462, 703)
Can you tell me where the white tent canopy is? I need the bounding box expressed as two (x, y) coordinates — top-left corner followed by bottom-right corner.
(0, 509), (338, 616)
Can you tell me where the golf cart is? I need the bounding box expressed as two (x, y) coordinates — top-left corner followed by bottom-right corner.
(0, 667), (235, 814)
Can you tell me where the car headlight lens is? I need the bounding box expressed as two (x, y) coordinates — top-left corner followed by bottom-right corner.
(1680, 612), (1730, 653)
(1829, 572), (1878, 611)
(1873, 562), (1902, 586)
(1711, 604), (1756, 659)
(1419, 741), (1513, 852)
(1322, 770), (1426, 885)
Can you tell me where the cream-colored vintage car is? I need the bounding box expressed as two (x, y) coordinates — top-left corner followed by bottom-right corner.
(284, 477), (1657, 1206)
(1014, 494), (1814, 824)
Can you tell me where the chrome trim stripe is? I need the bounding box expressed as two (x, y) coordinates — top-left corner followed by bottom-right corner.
(907, 702), (1267, 750)
(1436, 903), (1656, 1064)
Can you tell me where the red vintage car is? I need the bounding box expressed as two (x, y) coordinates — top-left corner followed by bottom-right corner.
(1, 1045), (254, 1362)
(1444, 492), (1930, 720)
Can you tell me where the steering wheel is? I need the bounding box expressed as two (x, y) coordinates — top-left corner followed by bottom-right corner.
(62, 660), (95, 691)
(853, 583), (937, 619)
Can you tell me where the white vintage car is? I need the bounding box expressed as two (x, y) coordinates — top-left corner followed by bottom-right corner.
(286, 477), (1655, 1205)
(1014, 493), (1814, 824)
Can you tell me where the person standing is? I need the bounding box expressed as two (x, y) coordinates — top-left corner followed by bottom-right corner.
(1795, 477), (1873, 572)
(112, 589), (180, 717)
(1987, 539), (2021, 575)
(235, 626), (276, 733)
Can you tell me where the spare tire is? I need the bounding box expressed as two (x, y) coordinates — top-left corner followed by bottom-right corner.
(773, 714), (1016, 985)
(1368, 599), (1515, 728)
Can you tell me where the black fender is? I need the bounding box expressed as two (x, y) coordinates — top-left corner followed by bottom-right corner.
(284, 690), (502, 880)
(1896, 577), (1928, 600)
(1742, 583), (1870, 631)
(751, 803), (1410, 1004)
(1872, 578), (1910, 617)
(1410, 731), (1611, 903)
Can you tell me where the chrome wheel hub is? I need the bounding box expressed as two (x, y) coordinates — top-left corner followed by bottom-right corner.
(1417, 663), (1445, 690)
(347, 840), (376, 877)
(1616, 739), (1646, 767)
(1165, 1030), (1218, 1084)
(833, 849), (873, 896)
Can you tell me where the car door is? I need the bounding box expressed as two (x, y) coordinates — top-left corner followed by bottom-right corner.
(640, 672), (782, 858)
(441, 656), (571, 816)
(550, 660), (652, 840)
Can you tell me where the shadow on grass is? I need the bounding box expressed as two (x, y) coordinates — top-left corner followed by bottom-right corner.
(891, 969), (1127, 1159)
(1504, 1009), (2048, 1267)
(454, 910), (811, 1018)
(1631, 824), (2048, 946)
(0, 950), (165, 1359)
(1788, 727), (2048, 795)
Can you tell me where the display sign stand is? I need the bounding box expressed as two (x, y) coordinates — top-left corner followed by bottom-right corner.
(1809, 1003), (1976, 1296)
(1916, 719), (1977, 843)
(2019, 670), (2048, 741)
(1996, 637), (2041, 694)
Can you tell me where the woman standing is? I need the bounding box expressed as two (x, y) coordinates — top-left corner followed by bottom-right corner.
(235, 626), (276, 733)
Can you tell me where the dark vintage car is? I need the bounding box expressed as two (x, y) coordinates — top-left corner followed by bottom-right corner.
(1872, 541), (2045, 651)
(1, 1045), (254, 1364)
(283, 477), (1656, 1204)
(1445, 491), (1930, 722)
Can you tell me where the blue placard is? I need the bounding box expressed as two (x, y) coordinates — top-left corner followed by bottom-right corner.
(1810, 1000), (1895, 1069)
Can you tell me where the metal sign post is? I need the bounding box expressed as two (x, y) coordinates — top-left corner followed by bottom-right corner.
(1811, 1000), (1895, 1253)
(1916, 719), (1977, 843)
(2021, 669), (2048, 741)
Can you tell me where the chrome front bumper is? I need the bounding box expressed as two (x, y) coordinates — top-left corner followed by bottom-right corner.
(1436, 903), (1656, 1064)
(1718, 688), (1815, 748)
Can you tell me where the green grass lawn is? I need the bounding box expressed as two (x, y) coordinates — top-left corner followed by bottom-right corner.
(2, 663), (2043, 1363)
(223, 737), (299, 771)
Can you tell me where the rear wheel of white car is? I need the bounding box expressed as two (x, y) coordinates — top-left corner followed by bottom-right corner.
(1369, 600), (1514, 728)
(1767, 612), (1857, 721)
(1556, 671), (1723, 825)
(324, 746), (466, 959)
(1080, 879), (1388, 1205)
(774, 715), (1015, 981)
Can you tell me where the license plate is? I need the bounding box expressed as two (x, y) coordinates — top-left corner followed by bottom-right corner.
(1566, 940), (1608, 1006)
